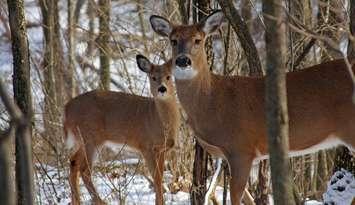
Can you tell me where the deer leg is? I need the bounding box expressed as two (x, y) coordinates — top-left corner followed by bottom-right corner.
(143, 150), (165, 205)
(80, 145), (105, 205)
(228, 153), (254, 205)
(69, 149), (83, 205)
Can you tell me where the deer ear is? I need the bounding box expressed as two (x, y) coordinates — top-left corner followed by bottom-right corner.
(136, 55), (152, 73)
(199, 10), (224, 35)
(150, 15), (172, 37)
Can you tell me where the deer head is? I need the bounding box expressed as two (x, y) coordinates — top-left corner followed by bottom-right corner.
(136, 54), (174, 99)
(150, 11), (224, 80)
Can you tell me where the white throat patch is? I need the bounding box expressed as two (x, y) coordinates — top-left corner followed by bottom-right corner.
(157, 92), (169, 100)
(173, 66), (198, 80)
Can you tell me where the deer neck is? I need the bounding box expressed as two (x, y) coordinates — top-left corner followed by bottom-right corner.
(154, 95), (180, 135)
(174, 55), (213, 118)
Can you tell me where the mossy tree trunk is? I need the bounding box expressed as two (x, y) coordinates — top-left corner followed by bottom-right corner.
(7, 0), (34, 204)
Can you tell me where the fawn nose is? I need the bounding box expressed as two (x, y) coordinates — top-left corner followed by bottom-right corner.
(175, 56), (191, 67)
(158, 86), (167, 93)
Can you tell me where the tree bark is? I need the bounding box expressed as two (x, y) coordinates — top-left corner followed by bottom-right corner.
(7, 0), (34, 204)
(0, 79), (17, 205)
(67, 0), (75, 98)
(39, 0), (64, 159)
(333, 146), (355, 175)
(332, 0), (355, 176)
(86, 0), (96, 57)
(0, 132), (13, 205)
(255, 160), (269, 205)
(348, 0), (355, 58)
(263, 0), (295, 204)
(218, 0), (263, 76)
(98, 0), (111, 90)
(177, 0), (190, 24)
(190, 2), (210, 204)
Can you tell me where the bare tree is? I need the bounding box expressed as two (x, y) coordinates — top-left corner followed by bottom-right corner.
(7, 0), (34, 204)
(98, 0), (111, 90)
(263, 0), (295, 204)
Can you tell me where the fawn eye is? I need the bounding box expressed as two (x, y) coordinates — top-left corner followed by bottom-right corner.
(166, 76), (170, 80)
(171, 39), (177, 46)
(152, 76), (156, 81)
(195, 39), (202, 45)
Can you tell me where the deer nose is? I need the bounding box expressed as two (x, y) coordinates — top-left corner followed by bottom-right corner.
(158, 86), (167, 93)
(175, 56), (191, 67)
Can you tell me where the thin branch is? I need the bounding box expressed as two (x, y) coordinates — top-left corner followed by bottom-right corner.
(218, 0), (263, 76)
(0, 78), (23, 122)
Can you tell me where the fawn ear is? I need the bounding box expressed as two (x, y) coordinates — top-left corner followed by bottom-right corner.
(199, 10), (224, 35)
(136, 55), (152, 73)
(150, 15), (173, 37)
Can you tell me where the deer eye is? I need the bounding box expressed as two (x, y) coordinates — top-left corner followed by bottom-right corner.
(166, 76), (170, 80)
(171, 39), (177, 46)
(152, 76), (156, 81)
(195, 39), (202, 45)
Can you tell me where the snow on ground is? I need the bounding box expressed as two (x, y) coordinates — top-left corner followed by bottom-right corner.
(323, 169), (355, 205)
(35, 162), (192, 205)
(36, 160), (354, 205)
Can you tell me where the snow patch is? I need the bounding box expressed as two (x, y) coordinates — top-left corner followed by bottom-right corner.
(323, 169), (355, 205)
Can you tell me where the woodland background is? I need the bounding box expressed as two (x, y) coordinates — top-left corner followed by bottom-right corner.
(0, 0), (354, 204)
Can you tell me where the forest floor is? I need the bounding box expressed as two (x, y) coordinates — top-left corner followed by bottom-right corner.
(35, 160), (354, 205)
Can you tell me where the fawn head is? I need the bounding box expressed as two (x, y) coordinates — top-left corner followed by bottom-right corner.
(136, 55), (174, 99)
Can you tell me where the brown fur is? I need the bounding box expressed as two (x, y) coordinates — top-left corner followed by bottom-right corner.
(63, 60), (180, 205)
(151, 14), (355, 205)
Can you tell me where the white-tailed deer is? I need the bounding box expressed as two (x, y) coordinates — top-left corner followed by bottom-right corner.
(150, 11), (355, 204)
(63, 55), (180, 205)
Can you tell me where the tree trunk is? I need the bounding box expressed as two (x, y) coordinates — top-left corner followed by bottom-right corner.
(255, 160), (269, 205)
(263, 0), (295, 204)
(0, 131), (13, 205)
(177, 0), (190, 24)
(333, 0), (355, 175)
(7, 0), (34, 204)
(67, 0), (75, 98)
(218, 0), (263, 76)
(86, 0), (96, 57)
(98, 0), (111, 90)
(39, 0), (64, 162)
(190, 1), (210, 204)
(348, 0), (355, 58)
(0, 78), (16, 205)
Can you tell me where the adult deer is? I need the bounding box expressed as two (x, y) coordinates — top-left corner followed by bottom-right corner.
(63, 55), (180, 205)
(150, 11), (355, 204)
